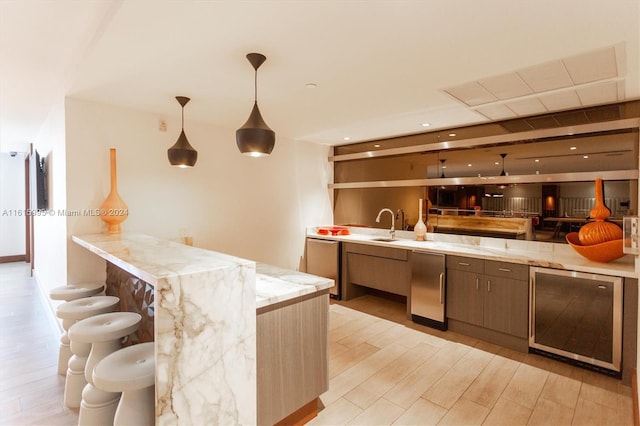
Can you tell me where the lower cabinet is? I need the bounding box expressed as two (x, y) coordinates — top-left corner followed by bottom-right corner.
(341, 242), (410, 310)
(446, 255), (529, 350)
(257, 292), (329, 425)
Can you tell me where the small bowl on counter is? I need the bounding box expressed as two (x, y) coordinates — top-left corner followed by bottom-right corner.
(566, 232), (624, 263)
(316, 226), (350, 236)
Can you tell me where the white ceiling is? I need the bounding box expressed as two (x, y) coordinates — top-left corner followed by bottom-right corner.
(1, 0), (639, 154)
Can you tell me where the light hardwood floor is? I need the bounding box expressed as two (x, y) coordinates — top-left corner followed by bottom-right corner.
(0, 262), (77, 425)
(0, 262), (633, 425)
(317, 295), (634, 426)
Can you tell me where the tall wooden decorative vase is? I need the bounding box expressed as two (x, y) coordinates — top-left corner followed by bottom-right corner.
(99, 148), (128, 233)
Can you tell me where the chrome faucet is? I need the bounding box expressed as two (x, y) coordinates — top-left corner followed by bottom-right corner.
(376, 208), (395, 239)
(396, 208), (405, 231)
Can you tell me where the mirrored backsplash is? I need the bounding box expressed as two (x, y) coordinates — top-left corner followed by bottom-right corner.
(332, 101), (639, 244)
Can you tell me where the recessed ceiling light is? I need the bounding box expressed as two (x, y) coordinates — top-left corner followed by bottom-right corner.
(305, 83), (318, 89)
(494, 161), (499, 165)
(534, 159), (540, 162)
(583, 155), (589, 159)
(467, 163), (472, 167)
(570, 146), (577, 150)
(343, 137), (351, 141)
(421, 122), (430, 127)
(448, 133), (456, 137)
(373, 144), (381, 148)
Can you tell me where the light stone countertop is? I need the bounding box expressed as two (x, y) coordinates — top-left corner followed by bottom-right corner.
(307, 227), (638, 279)
(256, 264), (333, 309)
(72, 233), (333, 308)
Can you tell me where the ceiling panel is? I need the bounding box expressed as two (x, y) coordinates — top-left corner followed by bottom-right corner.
(563, 46), (619, 84)
(585, 105), (621, 122)
(517, 60), (573, 93)
(577, 81), (620, 105)
(499, 120), (534, 133)
(524, 115), (560, 129)
(444, 82), (498, 107)
(553, 110), (590, 126)
(504, 97), (548, 115)
(538, 90), (582, 110)
(475, 103), (517, 120)
(478, 73), (533, 100)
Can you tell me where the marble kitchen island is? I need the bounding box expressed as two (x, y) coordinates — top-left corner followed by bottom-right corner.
(72, 233), (333, 426)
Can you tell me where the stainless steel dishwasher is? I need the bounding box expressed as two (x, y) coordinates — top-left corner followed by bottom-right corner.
(306, 238), (341, 299)
(410, 251), (446, 330)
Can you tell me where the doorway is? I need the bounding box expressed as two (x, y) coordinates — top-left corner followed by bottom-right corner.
(0, 147), (33, 273)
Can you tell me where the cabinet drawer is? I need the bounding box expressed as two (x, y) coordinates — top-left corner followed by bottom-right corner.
(347, 252), (408, 296)
(344, 242), (408, 261)
(484, 261), (528, 281)
(447, 256), (484, 273)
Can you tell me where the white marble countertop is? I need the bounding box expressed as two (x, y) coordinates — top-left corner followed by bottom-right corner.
(72, 233), (333, 309)
(256, 264), (333, 309)
(72, 233), (254, 285)
(307, 227), (638, 279)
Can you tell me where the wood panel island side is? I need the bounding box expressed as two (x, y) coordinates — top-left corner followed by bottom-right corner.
(72, 233), (332, 426)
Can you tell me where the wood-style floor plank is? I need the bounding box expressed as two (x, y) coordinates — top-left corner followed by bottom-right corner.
(0, 264), (634, 425)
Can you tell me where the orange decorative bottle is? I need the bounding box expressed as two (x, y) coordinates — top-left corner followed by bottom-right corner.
(99, 148), (128, 233)
(578, 178), (622, 245)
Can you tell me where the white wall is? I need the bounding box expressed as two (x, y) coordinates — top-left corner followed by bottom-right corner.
(32, 98), (68, 298)
(0, 152), (26, 257)
(63, 98), (333, 284)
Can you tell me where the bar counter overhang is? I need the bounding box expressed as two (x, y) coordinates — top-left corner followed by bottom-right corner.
(71, 233), (333, 425)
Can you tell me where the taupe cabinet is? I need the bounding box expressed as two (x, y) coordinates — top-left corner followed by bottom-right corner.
(446, 255), (529, 350)
(257, 292), (329, 425)
(341, 242), (411, 314)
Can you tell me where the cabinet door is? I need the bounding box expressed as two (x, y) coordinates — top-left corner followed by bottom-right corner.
(483, 276), (528, 338)
(446, 269), (483, 326)
(347, 251), (409, 296)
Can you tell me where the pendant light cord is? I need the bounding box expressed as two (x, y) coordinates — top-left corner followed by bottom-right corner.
(254, 69), (258, 103)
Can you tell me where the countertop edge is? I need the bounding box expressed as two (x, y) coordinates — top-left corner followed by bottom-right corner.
(306, 229), (637, 279)
(73, 233), (333, 308)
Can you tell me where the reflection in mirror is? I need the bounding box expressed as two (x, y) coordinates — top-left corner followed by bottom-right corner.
(333, 180), (635, 243)
(334, 129), (638, 184)
(428, 130), (638, 178)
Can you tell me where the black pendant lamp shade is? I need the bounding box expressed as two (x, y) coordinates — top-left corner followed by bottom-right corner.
(168, 96), (197, 168)
(236, 53), (275, 157)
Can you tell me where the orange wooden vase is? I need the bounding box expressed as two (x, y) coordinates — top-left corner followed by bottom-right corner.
(578, 178), (622, 245)
(99, 148), (128, 233)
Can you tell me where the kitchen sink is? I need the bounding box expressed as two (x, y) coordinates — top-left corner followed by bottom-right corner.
(371, 237), (395, 242)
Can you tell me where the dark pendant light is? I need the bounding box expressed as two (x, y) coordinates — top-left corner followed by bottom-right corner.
(236, 53), (275, 157)
(439, 159), (447, 178)
(499, 153), (507, 176)
(167, 96), (197, 168)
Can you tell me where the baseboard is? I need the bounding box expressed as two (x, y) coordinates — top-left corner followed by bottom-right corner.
(0, 255), (26, 263)
(32, 268), (64, 334)
(273, 398), (318, 426)
(633, 368), (639, 426)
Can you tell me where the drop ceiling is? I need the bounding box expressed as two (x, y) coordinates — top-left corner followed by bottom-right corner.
(444, 45), (627, 121)
(1, 0), (639, 154)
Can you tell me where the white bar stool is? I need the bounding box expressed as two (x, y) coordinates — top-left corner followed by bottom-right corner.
(69, 312), (142, 426)
(57, 295), (120, 409)
(50, 282), (105, 375)
(93, 342), (155, 426)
